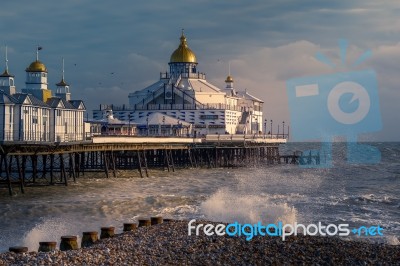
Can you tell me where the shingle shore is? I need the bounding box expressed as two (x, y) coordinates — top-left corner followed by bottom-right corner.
(0, 220), (399, 265)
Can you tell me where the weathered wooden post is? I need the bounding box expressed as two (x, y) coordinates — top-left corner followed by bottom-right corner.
(81, 231), (98, 247)
(100, 227), (115, 239)
(138, 218), (151, 227)
(123, 223), (137, 232)
(15, 155), (25, 194)
(38, 241), (57, 252)
(151, 216), (163, 225)
(60, 236), (78, 251)
(8, 246), (28, 253)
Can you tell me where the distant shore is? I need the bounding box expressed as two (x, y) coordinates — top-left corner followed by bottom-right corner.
(1, 220), (399, 265)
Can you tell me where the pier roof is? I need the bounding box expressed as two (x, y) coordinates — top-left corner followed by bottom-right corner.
(0, 90), (17, 104)
(236, 90), (264, 103)
(46, 97), (77, 109)
(13, 93), (50, 107)
(69, 100), (86, 110)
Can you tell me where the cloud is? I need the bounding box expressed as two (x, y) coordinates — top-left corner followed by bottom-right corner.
(205, 39), (400, 141)
(0, 0), (399, 139)
(79, 86), (128, 113)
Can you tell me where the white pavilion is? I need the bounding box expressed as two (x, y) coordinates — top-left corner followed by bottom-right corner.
(93, 31), (264, 135)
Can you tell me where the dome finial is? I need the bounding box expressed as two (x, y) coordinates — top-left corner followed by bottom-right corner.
(57, 57), (69, 86)
(62, 57), (65, 81)
(0, 45), (12, 76)
(3, 45), (9, 75)
(225, 61), (234, 83)
(36, 45), (43, 61)
(180, 29), (187, 47)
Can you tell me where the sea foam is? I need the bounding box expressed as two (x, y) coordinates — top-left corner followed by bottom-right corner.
(201, 188), (297, 225)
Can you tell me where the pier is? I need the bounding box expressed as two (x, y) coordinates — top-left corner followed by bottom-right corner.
(0, 135), (286, 195)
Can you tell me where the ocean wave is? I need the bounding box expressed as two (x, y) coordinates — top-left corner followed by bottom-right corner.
(200, 188), (297, 225)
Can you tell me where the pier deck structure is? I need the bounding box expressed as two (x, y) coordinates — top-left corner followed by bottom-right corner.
(0, 135), (286, 195)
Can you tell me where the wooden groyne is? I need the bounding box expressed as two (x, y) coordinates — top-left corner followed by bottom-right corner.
(0, 136), (285, 195)
(8, 216), (167, 253)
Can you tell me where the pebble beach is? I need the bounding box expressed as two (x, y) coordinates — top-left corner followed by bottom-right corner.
(0, 220), (399, 265)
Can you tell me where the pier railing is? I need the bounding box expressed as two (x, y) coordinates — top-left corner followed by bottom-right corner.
(204, 134), (287, 144)
(0, 132), (85, 143)
(160, 72), (206, 80)
(100, 103), (243, 112)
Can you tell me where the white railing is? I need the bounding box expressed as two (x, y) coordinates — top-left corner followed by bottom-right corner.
(204, 134), (288, 143)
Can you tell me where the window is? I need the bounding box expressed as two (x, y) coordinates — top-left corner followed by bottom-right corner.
(32, 117), (38, 124)
(200, 115), (218, 120)
(9, 106), (12, 123)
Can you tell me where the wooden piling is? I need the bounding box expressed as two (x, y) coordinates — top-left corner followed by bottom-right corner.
(151, 216), (163, 225)
(15, 155), (24, 194)
(123, 223), (138, 232)
(8, 246), (28, 253)
(49, 154), (54, 185)
(60, 154), (67, 186)
(38, 241), (57, 252)
(59, 236), (78, 251)
(138, 218), (151, 227)
(3, 154), (12, 196)
(111, 152), (117, 178)
(42, 155), (47, 179)
(81, 231), (99, 247)
(100, 227), (115, 239)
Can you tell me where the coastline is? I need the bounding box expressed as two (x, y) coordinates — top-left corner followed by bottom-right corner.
(1, 220), (398, 265)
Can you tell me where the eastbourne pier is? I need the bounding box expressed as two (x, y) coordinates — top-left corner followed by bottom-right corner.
(0, 134), (287, 195)
(0, 32), (296, 195)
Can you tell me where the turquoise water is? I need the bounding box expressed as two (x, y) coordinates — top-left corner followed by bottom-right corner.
(0, 142), (399, 251)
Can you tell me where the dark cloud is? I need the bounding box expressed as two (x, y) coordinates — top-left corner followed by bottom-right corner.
(0, 0), (399, 140)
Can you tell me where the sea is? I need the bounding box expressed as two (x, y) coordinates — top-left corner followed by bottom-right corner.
(0, 142), (399, 252)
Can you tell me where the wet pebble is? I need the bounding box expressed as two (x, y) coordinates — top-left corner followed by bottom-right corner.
(0, 220), (399, 265)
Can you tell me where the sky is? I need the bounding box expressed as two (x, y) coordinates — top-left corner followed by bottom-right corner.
(0, 0), (399, 140)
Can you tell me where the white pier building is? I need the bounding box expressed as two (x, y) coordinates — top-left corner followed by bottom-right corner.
(93, 32), (264, 136)
(0, 48), (86, 142)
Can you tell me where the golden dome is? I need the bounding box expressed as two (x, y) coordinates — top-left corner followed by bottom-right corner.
(26, 60), (47, 72)
(225, 75), (234, 83)
(170, 33), (197, 63)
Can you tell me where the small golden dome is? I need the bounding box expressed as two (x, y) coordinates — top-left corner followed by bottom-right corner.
(56, 78), (69, 86)
(26, 60), (47, 72)
(170, 32), (197, 63)
(225, 75), (234, 83)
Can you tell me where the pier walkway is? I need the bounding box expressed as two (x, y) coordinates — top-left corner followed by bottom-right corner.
(0, 135), (286, 195)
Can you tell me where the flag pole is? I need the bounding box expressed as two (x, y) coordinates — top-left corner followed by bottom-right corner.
(5, 46), (8, 72)
(36, 45), (43, 61)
